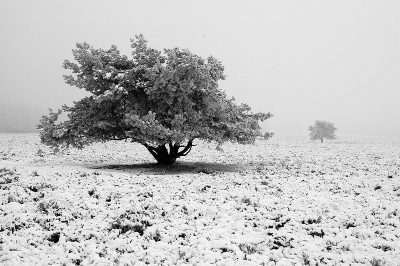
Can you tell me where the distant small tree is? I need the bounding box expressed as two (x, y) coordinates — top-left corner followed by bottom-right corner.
(37, 35), (273, 164)
(308, 120), (337, 143)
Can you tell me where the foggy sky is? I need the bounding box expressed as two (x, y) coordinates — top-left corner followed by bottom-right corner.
(1, 1), (399, 137)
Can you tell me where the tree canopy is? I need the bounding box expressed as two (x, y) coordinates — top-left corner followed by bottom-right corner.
(37, 35), (273, 164)
(308, 120), (337, 143)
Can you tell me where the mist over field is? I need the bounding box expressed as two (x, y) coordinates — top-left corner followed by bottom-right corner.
(0, 102), (44, 133)
(1, 1), (399, 137)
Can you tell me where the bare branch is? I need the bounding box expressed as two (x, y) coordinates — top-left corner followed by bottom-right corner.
(177, 139), (194, 157)
(141, 143), (159, 160)
(106, 136), (130, 141)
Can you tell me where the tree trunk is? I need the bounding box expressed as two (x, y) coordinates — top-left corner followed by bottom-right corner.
(143, 140), (194, 165)
(153, 152), (178, 165)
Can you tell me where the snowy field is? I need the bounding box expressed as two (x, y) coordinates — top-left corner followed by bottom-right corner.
(1, 133), (399, 266)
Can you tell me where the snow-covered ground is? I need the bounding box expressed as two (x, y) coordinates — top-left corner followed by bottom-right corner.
(1, 133), (399, 266)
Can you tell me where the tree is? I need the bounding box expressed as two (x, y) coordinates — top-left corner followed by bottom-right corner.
(308, 120), (337, 143)
(37, 35), (273, 164)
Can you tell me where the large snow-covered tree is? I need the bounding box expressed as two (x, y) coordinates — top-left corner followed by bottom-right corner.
(308, 120), (337, 143)
(37, 35), (273, 164)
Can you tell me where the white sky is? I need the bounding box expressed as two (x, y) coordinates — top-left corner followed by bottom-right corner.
(1, 0), (399, 136)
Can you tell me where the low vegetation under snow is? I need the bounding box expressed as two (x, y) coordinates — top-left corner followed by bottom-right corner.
(1, 134), (399, 265)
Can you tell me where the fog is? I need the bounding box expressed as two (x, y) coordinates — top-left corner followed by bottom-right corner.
(1, 1), (399, 137)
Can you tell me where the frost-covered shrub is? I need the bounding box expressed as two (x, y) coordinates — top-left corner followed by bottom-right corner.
(1, 202), (34, 233)
(370, 258), (386, 266)
(38, 199), (61, 215)
(199, 185), (211, 192)
(110, 219), (146, 236)
(301, 251), (311, 265)
(343, 220), (357, 229)
(36, 148), (46, 157)
(238, 243), (257, 254)
(301, 216), (322, 225)
(109, 207), (158, 236)
(373, 243), (393, 252)
(0, 167), (19, 185)
(308, 229), (325, 238)
(387, 208), (398, 218)
(241, 197), (258, 208)
(181, 205), (188, 215)
(47, 232), (61, 243)
(6, 192), (24, 204)
(147, 229), (162, 242)
(2, 185), (34, 205)
(88, 188), (99, 198)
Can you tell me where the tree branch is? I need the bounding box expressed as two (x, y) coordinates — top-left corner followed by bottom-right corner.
(106, 136), (130, 141)
(177, 139), (194, 157)
(180, 145), (192, 157)
(142, 143), (159, 160)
